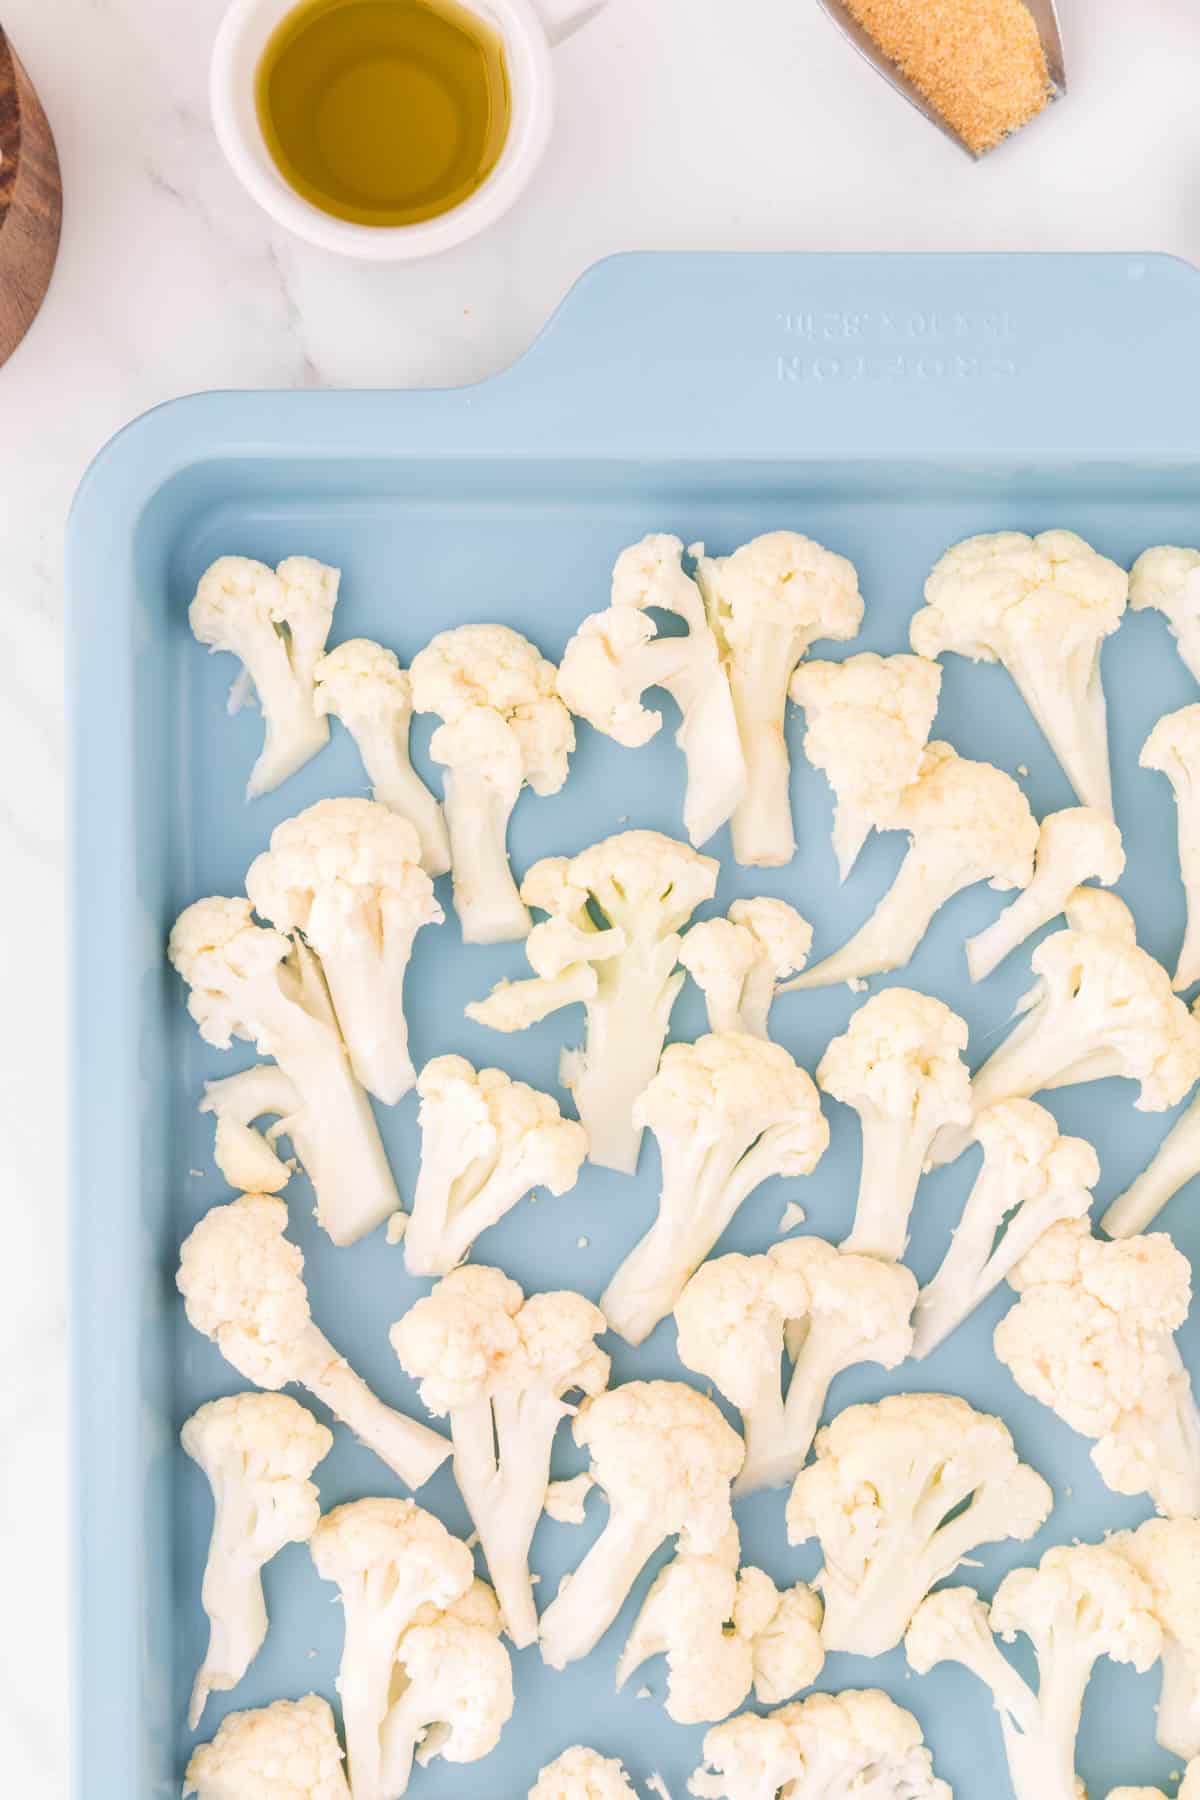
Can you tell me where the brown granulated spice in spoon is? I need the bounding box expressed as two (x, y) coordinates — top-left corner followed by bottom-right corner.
(842, 0), (1051, 154)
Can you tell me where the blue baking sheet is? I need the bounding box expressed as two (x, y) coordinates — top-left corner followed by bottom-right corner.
(68, 253), (1200, 1799)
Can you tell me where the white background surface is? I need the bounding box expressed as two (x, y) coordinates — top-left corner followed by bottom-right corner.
(4, 0), (1200, 1790)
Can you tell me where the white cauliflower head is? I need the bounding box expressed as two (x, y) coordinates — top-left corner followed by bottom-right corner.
(558, 534), (747, 847)
(402, 1054), (588, 1276)
(906, 1544), (1160, 1800)
(309, 1498), (479, 1799)
(602, 1032), (829, 1345)
(183, 1694), (350, 1800)
(392, 1265), (607, 1646)
(912, 1097), (1097, 1360)
(965, 803), (1126, 983)
(912, 528), (1127, 813)
(381, 1580), (514, 1793)
(408, 622), (574, 943)
(177, 1194), (450, 1491)
(786, 1391), (1052, 1657)
(169, 897), (402, 1246)
(529, 1747), (638, 1800)
(680, 897), (812, 1037)
(189, 554), (338, 799)
(467, 828), (718, 1174)
(246, 796), (441, 1104)
(688, 1688), (950, 1800)
(815, 986), (971, 1260)
(692, 530), (864, 867)
(789, 649), (942, 878)
(312, 638), (450, 876)
(675, 1237), (915, 1496)
(537, 1380), (745, 1671)
(181, 1391), (333, 1727)
(786, 742), (1038, 990)
(617, 1540), (825, 1724)
(1131, 544), (1200, 685)
(935, 906), (1200, 1168)
(996, 1218), (1200, 1517)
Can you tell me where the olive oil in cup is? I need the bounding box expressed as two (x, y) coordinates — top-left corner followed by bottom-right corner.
(256, 0), (511, 227)
(211, 0), (602, 258)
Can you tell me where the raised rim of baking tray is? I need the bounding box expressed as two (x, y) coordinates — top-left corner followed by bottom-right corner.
(66, 250), (1200, 1797)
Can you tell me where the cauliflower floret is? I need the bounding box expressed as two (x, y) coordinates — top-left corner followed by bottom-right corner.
(1113, 1518), (1200, 1760)
(675, 1237), (915, 1496)
(789, 650), (942, 879)
(692, 531), (864, 866)
(679, 898), (812, 1037)
(1141, 704), (1200, 989)
(688, 1689), (950, 1800)
(995, 1218), (1200, 1517)
(538, 1380), (744, 1671)
(933, 898), (1200, 1167)
(784, 741), (1038, 989)
(199, 1064), (300, 1194)
(190, 555), (338, 799)
(313, 638), (450, 875)
(912, 1099), (1097, 1358)
(183, 1693), (350, 1799)
(177, 1193), (449, 1490)
(965, 805), (1126, 982)
(529, 1747), (637, 1799)
(617, 1535), (824, 1724)
(912, 528), (1128, 814)
(401, 1055), (587, 1276)
(814, 987), (971, 1260)
(246, 797), (442, 1104)
(906, 1543), (1162, 1800)
(409, 623), (573, 943)
(379, 1579), (514, 1795)
(467, 830), (718, 1173)
(308, 1498), (479, 1800)
(600, 1032), (829, 1345)
(390, 1264), (609, 1648)
(786, 1392), (1052, 1657)
(1131, 545), (1200, 685)
(169, 897), (400, 1245)
(558, 534), (746, 847)
(182, 1391), (333, 1728)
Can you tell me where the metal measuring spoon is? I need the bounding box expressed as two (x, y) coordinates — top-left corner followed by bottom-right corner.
(0, 26), (62, 368)
(815, 0), (1066, 157)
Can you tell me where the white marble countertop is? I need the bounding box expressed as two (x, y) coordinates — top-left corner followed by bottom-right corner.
(6, 0), (1200, 1789)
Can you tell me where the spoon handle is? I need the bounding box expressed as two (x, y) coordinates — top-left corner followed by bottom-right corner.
(0, 27), (62, 368)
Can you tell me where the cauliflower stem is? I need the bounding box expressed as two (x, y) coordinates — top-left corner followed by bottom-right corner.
(1103, 1091), (1200, 1238)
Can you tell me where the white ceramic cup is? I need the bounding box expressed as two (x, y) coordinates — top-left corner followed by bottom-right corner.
(211, 0), (603, 259)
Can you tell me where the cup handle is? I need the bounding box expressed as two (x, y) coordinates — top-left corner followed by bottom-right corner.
(529, 0), (606, 46)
